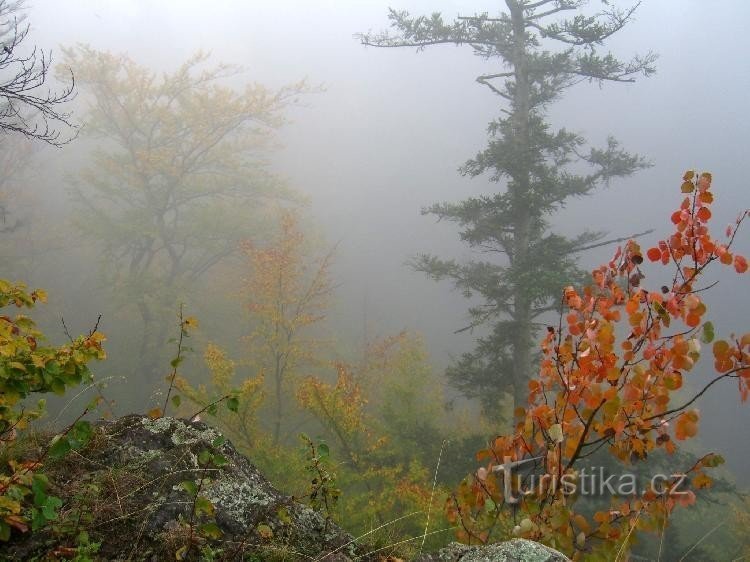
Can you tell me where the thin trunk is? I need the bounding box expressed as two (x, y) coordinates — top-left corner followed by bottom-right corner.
(273, 354), (283, 445)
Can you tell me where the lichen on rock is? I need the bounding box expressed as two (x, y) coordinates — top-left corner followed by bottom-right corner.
(1, 415), (570, 562)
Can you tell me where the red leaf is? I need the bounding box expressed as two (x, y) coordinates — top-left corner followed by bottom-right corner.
(646, 247), (661, 262)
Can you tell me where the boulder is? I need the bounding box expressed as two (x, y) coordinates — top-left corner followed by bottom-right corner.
(2, 415), (570, 562)
(415, 539), (571, 562)
(4, 415), (358, 561)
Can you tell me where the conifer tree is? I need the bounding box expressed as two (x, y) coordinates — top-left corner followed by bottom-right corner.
(360, 0), (656, 415)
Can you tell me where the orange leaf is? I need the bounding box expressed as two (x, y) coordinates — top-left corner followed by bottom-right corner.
(696, 207), (711, 222)
(685, 313), (701, 328)
(646, 247), (661, 262)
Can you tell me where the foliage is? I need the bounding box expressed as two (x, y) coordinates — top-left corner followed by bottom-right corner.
(358, 332), (464, 470)
(175, 442), (228, 560)
(297, 358), (448, 553)
(299, 434), (340, 532)
(0, 0), (76, 145)
(148, 305), (199, 419)
(241, 210), (334, 444)
(60, 45), (309, 383)
(0, 279), (105, 541)
(446, 172), (749, 559)
(176, 342), (261, 452)
(361, 0), (655, 416)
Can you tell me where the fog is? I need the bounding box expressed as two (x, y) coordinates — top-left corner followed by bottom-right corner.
(4, 0), (750, 557)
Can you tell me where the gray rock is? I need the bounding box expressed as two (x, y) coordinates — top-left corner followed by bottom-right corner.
(415, 539), (571, 562)
(2, 415), (571, 562)
(4, 414), (358, 561)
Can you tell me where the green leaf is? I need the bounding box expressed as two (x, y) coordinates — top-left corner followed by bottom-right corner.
(194, 496), (214, 516)
(199, 521), (222, 539)
(206, 404), (218, 416)
(0, 521), (10, 542)
(48, 436), (71, 459)
(31, 474), (48, 505)
(31, 508), (46, 532)
(276, 506), (291, 525)
(50, 378), (66, 396)
(70, 420), (93, 447)
(171, 395), (181, 408)
(702, 453), (725, 468)
(180, 480), (198, 496)
(211, 436), (226, 448)
(42, 496), (62, 520)
(317, 442), (330, 458)
(45, 361), (61, 376)
(226, 395), (239, 413)
(701, 321), (715, 344)
(197, 449), (212, 466)
(211, 453), (228, 468)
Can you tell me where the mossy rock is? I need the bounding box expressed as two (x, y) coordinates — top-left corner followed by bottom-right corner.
(415, 539), (571, 562)
(1, 415), (359, 561)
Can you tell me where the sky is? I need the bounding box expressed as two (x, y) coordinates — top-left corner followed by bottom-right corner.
(23, 0), (750, 479)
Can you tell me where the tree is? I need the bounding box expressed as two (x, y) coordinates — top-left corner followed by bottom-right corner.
(0, 134), (34, 234)
(62, 46), (308, 384)
(360, 1), (656, 416)
(0, 0), (75, 145)
(241, 211), (334, 444)
(446, 172), (749, 558)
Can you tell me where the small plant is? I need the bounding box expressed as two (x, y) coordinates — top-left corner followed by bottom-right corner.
(175, 438), (228, 560)
(300, 434), (340, 531)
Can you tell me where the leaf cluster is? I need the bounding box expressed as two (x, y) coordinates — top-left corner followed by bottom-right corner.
(446, 172), (750, 558)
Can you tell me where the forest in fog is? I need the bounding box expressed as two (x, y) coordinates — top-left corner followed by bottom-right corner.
(0, 1), (749, 560)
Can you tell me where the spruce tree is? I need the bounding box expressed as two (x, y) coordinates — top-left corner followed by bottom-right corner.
(360, 1), (656, 416)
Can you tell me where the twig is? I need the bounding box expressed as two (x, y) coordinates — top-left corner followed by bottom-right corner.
(188, 393), (231, 422)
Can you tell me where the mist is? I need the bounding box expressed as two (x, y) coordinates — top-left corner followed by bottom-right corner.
(3, 0), (750, 559)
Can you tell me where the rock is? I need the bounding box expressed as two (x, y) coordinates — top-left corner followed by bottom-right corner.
(3, 414), (360, 561)
(2, 415), (571, 562)
(415, 539), (571, 562)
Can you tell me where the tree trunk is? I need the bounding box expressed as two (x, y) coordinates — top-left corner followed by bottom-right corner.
(508, 0), (534, 418)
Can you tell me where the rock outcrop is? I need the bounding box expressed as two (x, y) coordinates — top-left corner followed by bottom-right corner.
(3, 415), (570, 561)
(415, 540), (570, 562)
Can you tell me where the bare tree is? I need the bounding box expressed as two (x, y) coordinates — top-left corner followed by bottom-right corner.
(0, 0), (75, 145)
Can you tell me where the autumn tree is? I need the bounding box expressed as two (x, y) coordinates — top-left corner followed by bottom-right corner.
(62, 46), (308, 384)
(176, 342), (263, 453)
(0, 0), (75, 145)
(446, 172), (749, 559)
(297, 361), (442, 552)
(360, 1), (655, 416)
(242, 211), (334, 444)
